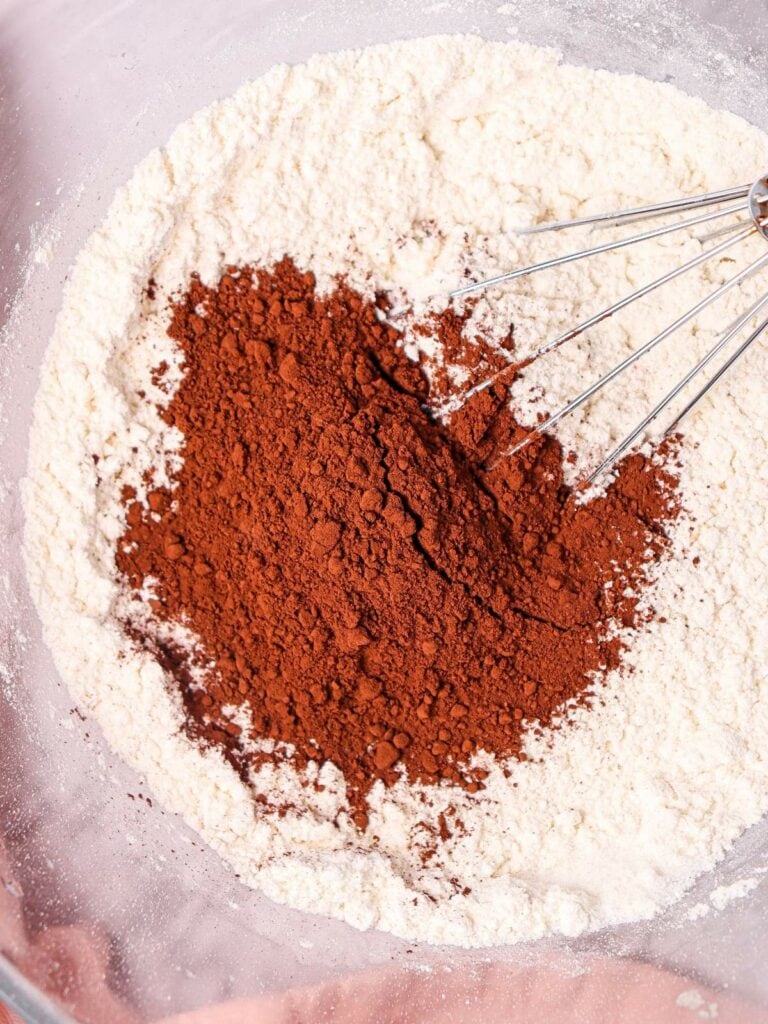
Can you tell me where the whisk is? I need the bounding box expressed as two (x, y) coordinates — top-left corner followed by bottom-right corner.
(451, 174), (768, 481)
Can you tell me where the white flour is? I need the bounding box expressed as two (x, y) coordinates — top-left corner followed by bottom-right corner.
(22, 35), (768, 947)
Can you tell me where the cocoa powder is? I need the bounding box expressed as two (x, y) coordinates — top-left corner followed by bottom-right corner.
(117, 258), (679, 823)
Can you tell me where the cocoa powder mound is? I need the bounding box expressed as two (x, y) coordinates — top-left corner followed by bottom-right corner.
(117, 258), (679, 821)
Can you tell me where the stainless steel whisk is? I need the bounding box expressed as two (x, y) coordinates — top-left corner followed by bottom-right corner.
(451, 174), (768, 481)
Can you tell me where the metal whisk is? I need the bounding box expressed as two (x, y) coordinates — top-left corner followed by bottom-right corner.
(451, 174), (768, 481)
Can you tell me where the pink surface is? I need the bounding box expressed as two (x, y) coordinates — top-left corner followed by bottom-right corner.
(3, 957), (768, 1024)
(0, 840), (134, 1023)
(4, 834), (768, 1024)
(160, 961), (768, 1024)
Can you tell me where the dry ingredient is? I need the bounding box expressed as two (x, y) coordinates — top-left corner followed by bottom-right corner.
(22, 36), (768, 947)
(117, 258), (678, 823)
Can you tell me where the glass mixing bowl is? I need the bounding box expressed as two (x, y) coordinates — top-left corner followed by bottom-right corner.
(1, 1), (767, 1020)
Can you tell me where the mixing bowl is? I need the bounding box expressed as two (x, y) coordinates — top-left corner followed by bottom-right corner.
(2, 1), (767, 1020)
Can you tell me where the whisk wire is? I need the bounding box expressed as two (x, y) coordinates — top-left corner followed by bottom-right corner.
(450, 201), (748, 298)
(665, 313), (768, 437)
(587, 294), (768, 481)
(509, 249), (768, 457)
(697, 218), (754, 243)
(448, 174), (768, 478)
(516, 183), (752, 235)
(450, 223), (753, 409)
(536, 224), (755, 358)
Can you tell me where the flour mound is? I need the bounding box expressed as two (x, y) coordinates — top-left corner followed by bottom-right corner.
(23, 35), (768, 947)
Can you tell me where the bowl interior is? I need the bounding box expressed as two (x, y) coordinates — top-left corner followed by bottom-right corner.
(1, 1), (767, 1020)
